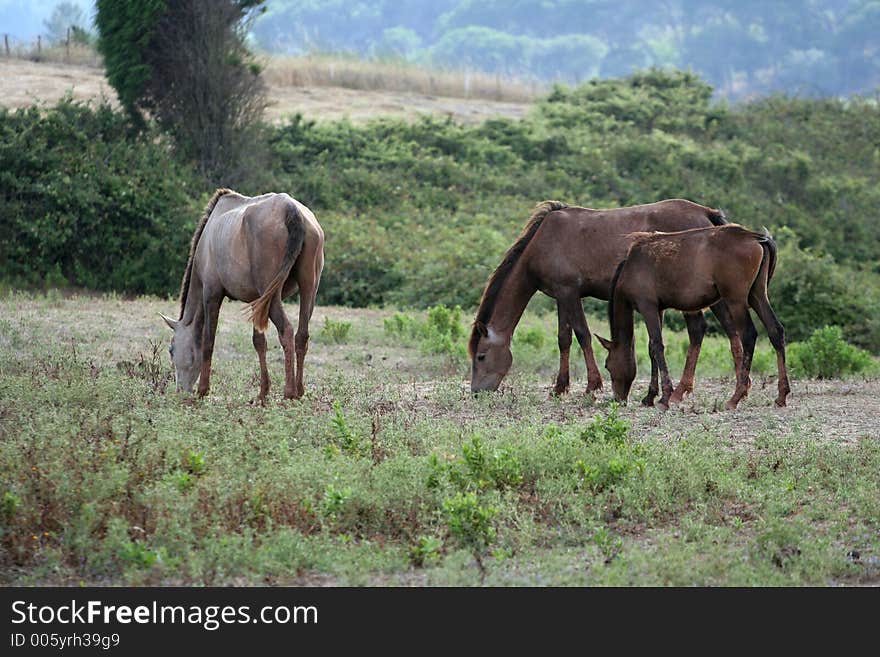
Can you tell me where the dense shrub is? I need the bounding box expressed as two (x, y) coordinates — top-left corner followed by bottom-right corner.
(0, 100), (200, 294)
(787, 326), (875, 379)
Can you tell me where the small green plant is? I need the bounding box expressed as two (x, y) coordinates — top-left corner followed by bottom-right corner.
(575, 449), (644, 492)
(409, 535), (443, 567)
(321, 483), (353, 521)
(383, 305), (466, 357)
(2, 490), (21, 522)
(321, 316), (353, 344)
(118, 540), (160, 569)
(429, 436), (523, 492)
(442, 492), (498, 576)
(184, 450), (206, 476)
(593, 526), (623, 563)
(329, 401), (366, 456)
(579, 403), (630, 446)
(173, 471), (195, 493)
(787, 325), (875, 379)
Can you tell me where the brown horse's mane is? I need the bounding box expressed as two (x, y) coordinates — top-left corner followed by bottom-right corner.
(468, 200), (568, 357)
(178, 188), (233, 319)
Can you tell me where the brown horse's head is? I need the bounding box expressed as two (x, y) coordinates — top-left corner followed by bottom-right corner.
(596, 334), (636, 402)
(161, 314), (202, 394)
(469, 323), (512, 393)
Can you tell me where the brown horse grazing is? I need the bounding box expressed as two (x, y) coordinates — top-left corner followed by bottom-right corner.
(160, 188), (325, 402)
(469, 198), (735, 402)
(596, 224), (790, 410)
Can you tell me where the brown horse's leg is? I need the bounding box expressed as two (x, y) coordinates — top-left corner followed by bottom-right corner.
(641, 305), (674, 410)
(196, 296), (222, 398)
(268, 296), (296, 400)
(553, 300), (572, 395)
(670, 311), (707, 404)
(741, 314), (757, 393)
(569, 300), (603, 392)
(642, 357), (659, 406)
(252, 328), (270, 405)
(750, 294), (790, 407)
(723, 304), (753, 410)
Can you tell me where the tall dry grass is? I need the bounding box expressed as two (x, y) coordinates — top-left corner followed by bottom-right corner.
(262, 54), (543, 103)
(1, 34), (102, 67)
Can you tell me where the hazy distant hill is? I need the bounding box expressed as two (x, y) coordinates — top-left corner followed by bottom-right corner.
(251, 0), (880, 99)
(3, 1), (877, 99)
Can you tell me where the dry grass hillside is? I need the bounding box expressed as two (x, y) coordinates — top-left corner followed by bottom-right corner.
(0, 55), (533, 124)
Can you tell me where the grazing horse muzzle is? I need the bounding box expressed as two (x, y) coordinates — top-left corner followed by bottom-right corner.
(470, 373), (503, 394)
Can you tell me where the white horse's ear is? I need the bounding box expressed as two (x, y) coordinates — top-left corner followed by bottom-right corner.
(160, 313), (179, 330)
(595, 334), (614, 350)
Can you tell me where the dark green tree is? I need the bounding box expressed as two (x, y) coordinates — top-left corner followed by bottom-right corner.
(95, 0), (268, 183)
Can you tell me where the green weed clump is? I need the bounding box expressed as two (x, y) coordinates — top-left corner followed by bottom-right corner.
(442, 492), (498, 574)
(320, 317), (353, 344)
(787, 326), (876, 379)
(383, 304), (466, 357)
(428, 436), (524, 492)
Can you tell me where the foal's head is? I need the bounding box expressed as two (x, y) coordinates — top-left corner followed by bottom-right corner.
(469, 324), (512, 393)
(596, 335), (636, 403)
(161, 315), (202, 394)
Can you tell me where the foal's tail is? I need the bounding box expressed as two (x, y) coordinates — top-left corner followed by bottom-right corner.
(751, 229), (777, 298)
(248, 201), (306, 332)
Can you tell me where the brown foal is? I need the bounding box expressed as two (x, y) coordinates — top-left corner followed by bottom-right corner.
(597, 224), (790, 410)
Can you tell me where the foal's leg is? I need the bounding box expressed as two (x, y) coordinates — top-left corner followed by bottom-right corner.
(670, 311), (708, 404)
(641, 305), (674, 410)
(642, 309), (664, 407)
(252, 328), (270, 405)
(569, 300), (602, 392)
(750, 292), (790, 407)
(553, 300), (573, 395)
(713, 301), (757, 394)
(267, 296), (296, 400)
(196, 295), (223, 398)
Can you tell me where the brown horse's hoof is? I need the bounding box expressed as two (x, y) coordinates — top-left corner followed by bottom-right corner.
(551, 384), (569, 396)
(724, 400), (739, 411)
(641, 396), (655, 407)
(774, 399), (787, 408)
(656, 401), (669, 411)
(587, 379), (603, 392)
(668, 388), (689, 404)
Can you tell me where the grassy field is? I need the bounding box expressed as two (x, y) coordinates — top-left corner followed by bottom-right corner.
(1, 292), (878, 586)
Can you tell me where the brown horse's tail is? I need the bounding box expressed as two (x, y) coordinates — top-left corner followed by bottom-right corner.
(248, 201), (306, 332)
(751, 229), (777, 297)
(707, 207), (728, 226)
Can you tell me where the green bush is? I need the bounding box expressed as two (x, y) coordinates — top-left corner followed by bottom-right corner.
(442, 491), (498, 572)
(0, 100), (200, 294)
(320, 317), (353, 344)
(384, 304), (467, 357)
(787, 326), (876, 379)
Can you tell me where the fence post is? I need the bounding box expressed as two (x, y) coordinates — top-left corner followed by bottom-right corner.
(66, 27), (70, 62)
(4, 34), (9, 57)
(37, 34), (41, 59)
